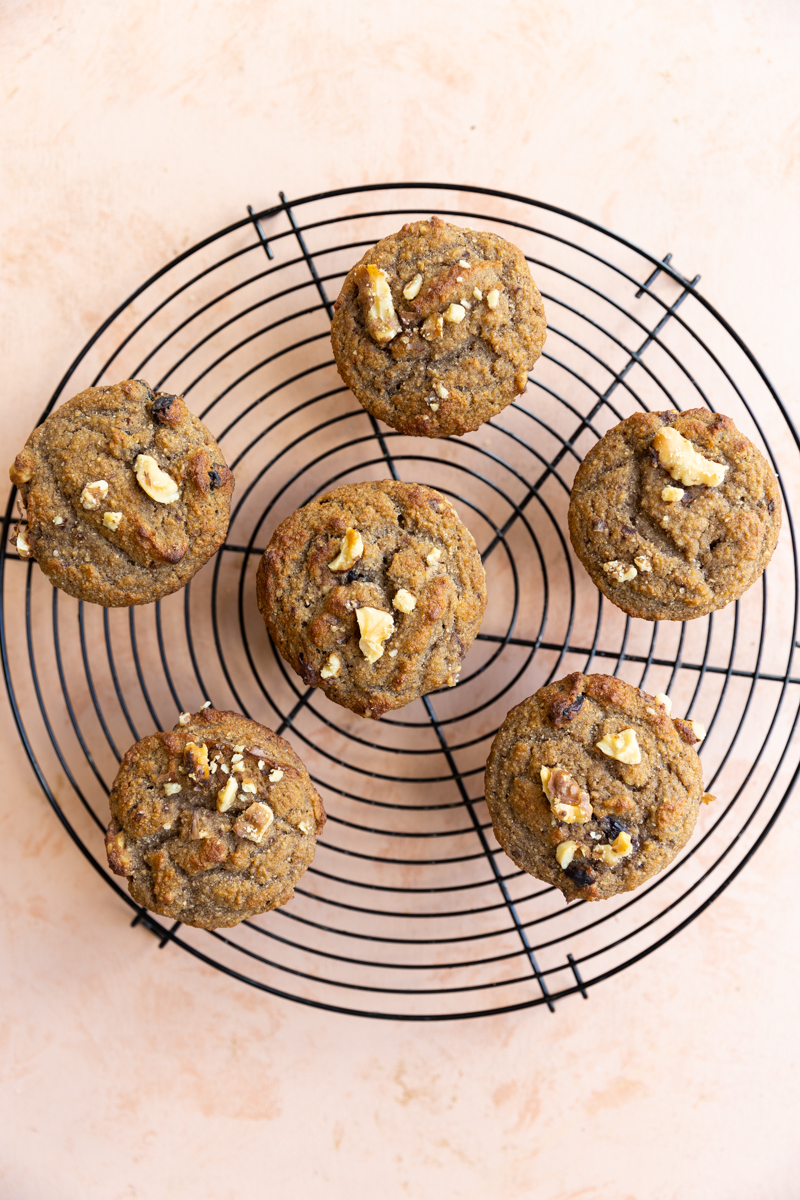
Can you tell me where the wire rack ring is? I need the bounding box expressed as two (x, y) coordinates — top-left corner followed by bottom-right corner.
(3, 182), (799, 1020)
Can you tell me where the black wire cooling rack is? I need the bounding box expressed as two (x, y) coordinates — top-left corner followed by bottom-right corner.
(3, 182), (799, 1020)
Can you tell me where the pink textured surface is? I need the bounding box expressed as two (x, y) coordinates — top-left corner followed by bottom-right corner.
(2, 3), (799, 1197)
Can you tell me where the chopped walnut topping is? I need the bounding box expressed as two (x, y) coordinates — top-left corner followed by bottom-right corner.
(234, 801), (274, 844)
(80, 480), (109, 510)
(329, 527), (364, 572)
(388, 649), (398, 657)
(421, 313), (444, 340)
(219, 763), (229, 774)
(592, 830), (633, 865)
(230, 753), (243, 764)
(15, 528), (31, 558)
(357, 264), (401, 343)
(687, 719), (706, 742)
(393, 588), (417, 614)
(53, 516), (64, 525)
(595, 728), (642, 765)
(458, 258), (470, 267)
(201, 700), (212, 709)
(134, 454), (180, 504)
(184, 741), (210, 782)
(443, 303), (466, 323)
(654, 692), (672, 715)
(473, 287), (482, 300)
(232, 760), (245, 773)
(433, 382), (449, 399)
(257, 760), (265, 770)
(486, 288), (500, 309)
(540, 765), (592, 823)
(233, 744), (245, 752)
(163, 782), (182, 796)
(653, 427), (727, 487)
(241, 782), (257, 794)
(190, 810), (213, 840)
(178, 712), (191, 725)
(426, 547), (442, 567)
(661, 485), (685, 502)
(320, 653), (342, 679)
(402, 273), (423, 300)
(446, 673), (459, 687)
(216, 776), (238, 813)
(633, 555), (652, 573)
(555, 840), (587, 870)
(356, 606), (394, 663)
(102, 511), (122, 531)
(268, 769), (284, 783)
(298, 820), (314, 835)
(603, 560), (637, 583)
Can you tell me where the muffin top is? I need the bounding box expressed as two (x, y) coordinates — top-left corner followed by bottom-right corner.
(568, 408), (781, 621)
(331, 217), (546, 438)
(10, 379), (234, 606)
(105, 707), (325, 929)
(257, 480), (487, 717)
(485, 672), (708, 902)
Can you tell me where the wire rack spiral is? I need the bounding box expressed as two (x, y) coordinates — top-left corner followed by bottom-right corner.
(3, 183), (799, 1020)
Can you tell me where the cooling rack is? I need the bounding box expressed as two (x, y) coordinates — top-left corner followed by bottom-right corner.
(3, 182), (799, 1020)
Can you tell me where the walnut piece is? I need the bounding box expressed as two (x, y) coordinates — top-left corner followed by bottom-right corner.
(329, 528), (363, 572)
(356, 264), (401, 343)
(356, 606), (394, 663)
(654, 692), (672, 715)
(473, 287), (483, 300)
(163, 782), (182, 796)
(555, 840), (587, 870)
(402, 273), (423, 300)
(178, 712), (191, 725)
(426, 547), (442, 567)
(687, 719), (706, 742)
(298, 820), (314, 835)
(661, 485), (685, 502)
(486, 288), (501, 309)
(216, 775), (238, 813)
(603, 560), (637, 583)
(15, 528), (32, 558)
(653, 427), (727, 488)
(102, 511), (122, 531)
(80, 480), (109, 510)
(592, 830), (633, 865)
(234, 801), (274, 844)
(320, 653), (341, 679)
(393, 588), (417, 614)
(190, 810), (214, 840)
(433, 382), (449, 399)
(134, 454), (180, 504)
(268, 769), (284, 783)
(421, 313), (444, 340)
(184, 741), (209, 782)
(443, 303), (466, 324)
(595, 728), (642, 765)
(540, 765), (592, 824)
(633, 555), (652, 573)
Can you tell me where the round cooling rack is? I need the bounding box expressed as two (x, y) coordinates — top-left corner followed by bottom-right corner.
(3, 182), (800, 1020)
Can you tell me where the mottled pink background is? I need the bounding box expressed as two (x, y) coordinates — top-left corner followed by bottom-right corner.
(2, 3), (799, 1197)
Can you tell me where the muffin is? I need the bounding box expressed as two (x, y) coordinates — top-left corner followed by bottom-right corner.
(568, 408), (781, 621)
(484, 672), (710, 902)
(9, 378), (234, 606)
(256, 479), (487, 717)
(330, 216), (546, 438)
(105, 706), (325, 929)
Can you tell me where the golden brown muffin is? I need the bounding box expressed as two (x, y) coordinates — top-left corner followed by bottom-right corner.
(105, 707), (325, 929)
(10, 379), (234, 606)
(257, 480), (487, 717)
(331, 217), (546, 438)
(485, 673), (709, 902)
(568, 408), (781, 621)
